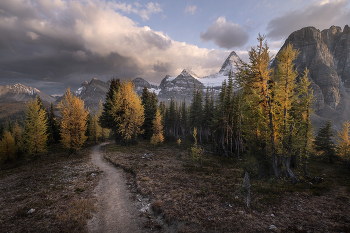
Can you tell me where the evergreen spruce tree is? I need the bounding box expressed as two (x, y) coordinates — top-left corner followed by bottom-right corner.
(141, 86), (158, 139)
(189, 88), (203, 143)
(180, 98), (187, 139)
(214, 80), (229, 156)
(48, 103), (60, 144)
(13, 121), (24, 156)
(24, 98), (48, 157)
(0, 122), (4, 140)
(168, 97), (176, 136)
(315, 120), (336, 163)
(99, 78), (122, 143)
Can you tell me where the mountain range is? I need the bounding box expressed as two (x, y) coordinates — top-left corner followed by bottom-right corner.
(0, 25), (349, 130)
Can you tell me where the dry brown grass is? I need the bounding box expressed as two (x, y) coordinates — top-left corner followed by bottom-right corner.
(103, 141), (350, 232)
(0, 143), (101, 232)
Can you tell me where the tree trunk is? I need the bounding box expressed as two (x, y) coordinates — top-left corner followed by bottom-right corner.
(285, 156), (299, 184)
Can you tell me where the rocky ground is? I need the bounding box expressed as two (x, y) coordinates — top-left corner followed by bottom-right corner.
(103, 141), (350, 232)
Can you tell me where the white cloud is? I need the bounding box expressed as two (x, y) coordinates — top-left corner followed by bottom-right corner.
(26, 31), (39, 40)
(108, 1), (162, 20)
(184, 5), (197, 15)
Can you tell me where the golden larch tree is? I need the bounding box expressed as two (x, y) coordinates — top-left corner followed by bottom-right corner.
(0, 131), (16, 162)
(150, 109), (164, 146)
(24, 98), (48, 157)
(337, 121), (350, 166)
(58, 88), (89, 153)
(111, 79), (144, 143)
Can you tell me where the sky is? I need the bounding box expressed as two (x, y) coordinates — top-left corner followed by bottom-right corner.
(0, 0), (349, 95)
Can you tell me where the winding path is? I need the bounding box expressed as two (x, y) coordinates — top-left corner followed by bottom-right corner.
(88, 143), (141, 233)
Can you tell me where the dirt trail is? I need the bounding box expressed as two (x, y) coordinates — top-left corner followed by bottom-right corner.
(88, 143), (141, 233)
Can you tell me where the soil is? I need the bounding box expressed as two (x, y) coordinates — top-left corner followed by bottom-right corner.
(102, 141), (350, 232)
(0, 144), (100, 232)
(88, 143), (142, 233)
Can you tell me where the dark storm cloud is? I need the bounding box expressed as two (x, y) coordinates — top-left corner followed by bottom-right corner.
(200, 17), (249, 49)
(0, 0), (143, 94)
(266, 0), (350, 40)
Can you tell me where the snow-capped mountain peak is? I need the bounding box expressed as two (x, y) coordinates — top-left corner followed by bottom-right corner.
(219, 51), (241, 76)
(180, 69), (199, 79)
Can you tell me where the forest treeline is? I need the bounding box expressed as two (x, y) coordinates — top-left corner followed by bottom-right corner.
(1, 36), (349, 182)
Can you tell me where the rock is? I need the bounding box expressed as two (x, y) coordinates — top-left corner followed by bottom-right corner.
(271, 25), (350, 129)
(157, 69), (205, 102)
(269, 225), (277, 230)
(271, 214), (275, 217)
(312, 177), (324, 184)
(27, 208), (35, 214)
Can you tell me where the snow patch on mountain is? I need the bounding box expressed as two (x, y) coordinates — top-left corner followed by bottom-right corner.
(6, 83), (39, 95)
(76, 86), (86, 96)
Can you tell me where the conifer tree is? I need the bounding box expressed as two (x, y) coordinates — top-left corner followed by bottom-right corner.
(273, 43), (300, 182)
(336, 121), (350, 167)
(48, 103), (60, 144)
(315, 120), (336, 163)
(141, 86), (158, 139)
(0, 131), (16, 162)
(24, 98), (48, 157)
(168, 97), (177, 136)
(180, 98), (188, 139)
(13, 121), (24, 156)
(0, 122), (4, 140)
(99, 78), (122, 143)
(89, 110), (102, 143)
(58, 88), (89, 153)
(294, 69), (314, 177)
(189, 88), (203, 142)
(6, 119), (13, 134)
(214, 80), (229, 156)
(150, 109), (164, 146)
(203, 87), (213, 142)
(98, 101), (109, 141)
(110, 79), (144, 144)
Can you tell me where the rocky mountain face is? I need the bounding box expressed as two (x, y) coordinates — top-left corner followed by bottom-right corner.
(0, 83), (56, 123)
(271, 25), (350, 129)
(133, 77), (159, 96)
(157, 70), (205, 102)
(72, 78), (110, 111)
(0, 83), (56, 103)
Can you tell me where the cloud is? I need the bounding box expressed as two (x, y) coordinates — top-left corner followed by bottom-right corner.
(184, 5), (197, 15)
(266, 0), (350, 40)
(200, 17), (249, 49)
(0, 0), (232, 94)
(108, 1), (162, 20)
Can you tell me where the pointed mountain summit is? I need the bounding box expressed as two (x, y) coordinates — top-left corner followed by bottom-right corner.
(180, 69), (199, 78)
(200, 51), (241, 88)
(219, 51), (241, 76)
